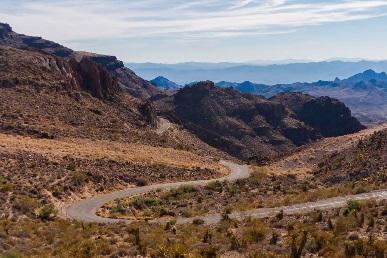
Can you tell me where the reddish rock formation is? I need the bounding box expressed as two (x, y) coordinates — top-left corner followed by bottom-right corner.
(70, 57), (121, 100)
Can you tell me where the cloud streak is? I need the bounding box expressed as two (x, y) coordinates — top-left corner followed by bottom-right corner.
(2, 0), (387, 42)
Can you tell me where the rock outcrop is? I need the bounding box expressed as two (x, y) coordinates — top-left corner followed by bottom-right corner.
(270, 93), (365, 137)
(70, 57), (121, 100)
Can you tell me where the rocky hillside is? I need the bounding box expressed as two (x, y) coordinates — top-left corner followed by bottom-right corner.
(0, 23), (160, 99)
(0, 45), (159, 141)
(314, 128), (387, 185)
(154, 81), (365, 162)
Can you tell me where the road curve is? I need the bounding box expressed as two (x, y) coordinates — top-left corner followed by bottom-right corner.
(66, 160), (387, 225)
(66, 160), (250, 224)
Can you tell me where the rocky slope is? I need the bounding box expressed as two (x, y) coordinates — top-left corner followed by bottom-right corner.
(0, 44), (157, 140)
(0, 22), (160, 99)
(314, 128), (387, 185)
(154, 81), (365, 162)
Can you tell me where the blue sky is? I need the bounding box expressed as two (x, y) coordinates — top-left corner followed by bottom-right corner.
(2, 0), (387, 63)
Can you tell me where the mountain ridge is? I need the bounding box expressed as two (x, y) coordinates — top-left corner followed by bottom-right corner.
(0, 22), (161, 99)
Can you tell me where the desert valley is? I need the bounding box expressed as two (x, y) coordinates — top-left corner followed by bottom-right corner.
(0, 14), (386, 258)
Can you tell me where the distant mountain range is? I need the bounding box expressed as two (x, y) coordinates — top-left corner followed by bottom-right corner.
(127, 61), (387, 85)
(217, 70), (387, 125)
(150, 70), (387, 124)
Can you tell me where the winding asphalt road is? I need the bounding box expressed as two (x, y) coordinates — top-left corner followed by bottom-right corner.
(66, 160), (387, 225)
(66, 161), (250, 224)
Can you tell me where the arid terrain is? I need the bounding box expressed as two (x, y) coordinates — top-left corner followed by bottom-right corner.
(0, 22), (386, 258)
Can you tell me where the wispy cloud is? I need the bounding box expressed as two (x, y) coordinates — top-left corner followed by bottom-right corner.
(2, 0), (387, 42)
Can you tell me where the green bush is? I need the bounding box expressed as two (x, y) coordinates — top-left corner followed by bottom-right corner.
(35, 205), (58, 221)
(163, 185), (198, 200)
(346, 200), (361, 213)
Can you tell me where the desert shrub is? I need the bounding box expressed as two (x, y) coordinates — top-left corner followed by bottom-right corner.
(345, 200), (361, 213)
(0, 249), (22, 258)
(334, 217), (349, 235)
(312, 210), (323, 222)
(224, 206), (233, 215)
(192, 218), (205, 225)
(308, 231), (334, 254)
(0, 177), (13, 192)
(221, 206), (233, 221)
(199, 245), (217, 258)
(372, 240), (387, 258)
(68, 239), (97, 258)
(35, 205), (58, 221)
(163, 185), (198, 200)
(243, 220), (268, 244)
(66, 162), (77, 171)
(270, 233), (279, 245)
(72, 170), (88, 186)
(13, 195), (38, 215)
(156, 242), (187, 258)
(132, 197), (161, 210)
(249, 167), (267, 185)
(205, 181), (223, 192)
(135, 178), (148, 186)
(181, 208), (194, 218)
(276, 210), (284, 220)
(290, 230), (308, 258)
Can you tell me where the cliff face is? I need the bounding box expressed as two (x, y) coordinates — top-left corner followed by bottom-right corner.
(70, 57), (121, 100)
(0, 23), (161, 99)
(155, 81), (365, 162)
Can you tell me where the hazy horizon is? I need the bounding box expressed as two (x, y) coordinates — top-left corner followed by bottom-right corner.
(125, 58), (387, 65)
(2, 0), (387, 63)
